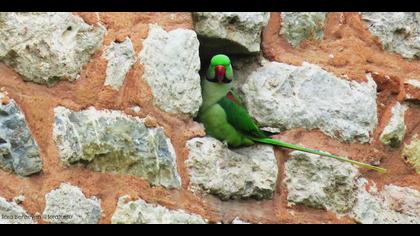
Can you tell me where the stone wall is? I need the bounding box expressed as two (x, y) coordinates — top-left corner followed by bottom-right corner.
(0, 12), (419, 224)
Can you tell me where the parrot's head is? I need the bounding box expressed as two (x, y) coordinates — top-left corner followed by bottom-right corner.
(206, 54), (234, 84)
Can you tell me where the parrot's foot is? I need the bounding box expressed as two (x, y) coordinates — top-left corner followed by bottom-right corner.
(221, 137), (254, 148)
(222, 140), (229, 148)
(241, 137), (255, 146)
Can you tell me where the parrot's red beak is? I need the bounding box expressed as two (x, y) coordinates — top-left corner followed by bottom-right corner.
(215, 65), (225, 83)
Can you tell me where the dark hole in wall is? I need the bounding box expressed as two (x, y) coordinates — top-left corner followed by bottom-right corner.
(0, 109), (9, 116)
(193, 19), (262, 78)
(407, 99), (420, 106)
(197, 37), (261, 81)
(0, 137), (7, 144)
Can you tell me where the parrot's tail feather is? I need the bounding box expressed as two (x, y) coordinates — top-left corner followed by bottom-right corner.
(250, 137), (386, 173)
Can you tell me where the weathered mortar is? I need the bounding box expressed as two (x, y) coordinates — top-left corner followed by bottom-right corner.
(0, 12), (418, 224)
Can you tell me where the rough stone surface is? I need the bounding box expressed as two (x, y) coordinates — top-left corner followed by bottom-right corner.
(404, 79), (420, 100)
(103, 38), (136, 90)
(130, 105), (141, 113)
(231, 54), (269, 88)
(12, 195), (25, 205)
(0, 92), (42, 176)
(403, 136), (420, 173)
(1, 11), (420, 225)
(231, 217), (250, 224)
(193, 12), (269, 54)
(185, 137), (278, 200)
(379, 102), (407, 147)
(111, 196), (207, 224)
(406, 79), (420, 88)
(241, 62), (378, 143)
(139, 24), (202, 117)
(361, 12), (420, 59)
(382, 185), (420, 218)
(0, 12), (105, 86)
(283, 150), (420, 223)
(43, 183), (102, 224)
(350, 179), (420, 224)
(280, 12), (327, 47)
(284, 151), (360, 213)
(0, 196), (34, 224)
(53, 106), (181, 189)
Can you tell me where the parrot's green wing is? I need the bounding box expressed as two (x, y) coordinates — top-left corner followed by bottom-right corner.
(217, 90), (267, 138)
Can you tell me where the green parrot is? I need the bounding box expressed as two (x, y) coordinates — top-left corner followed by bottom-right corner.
(198, 54), (386, 173)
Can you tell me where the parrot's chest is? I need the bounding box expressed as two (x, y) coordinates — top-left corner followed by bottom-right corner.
(199, 80), (232, 115)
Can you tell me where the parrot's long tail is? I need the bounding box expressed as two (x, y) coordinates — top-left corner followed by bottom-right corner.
(250, 137), (386, 173)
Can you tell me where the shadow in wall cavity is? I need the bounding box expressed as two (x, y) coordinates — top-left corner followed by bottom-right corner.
(197, 38), (264, 84)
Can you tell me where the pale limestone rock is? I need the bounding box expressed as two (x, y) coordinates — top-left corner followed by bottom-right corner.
(379, 102), (407, 147)
(139, 24), (202, 117)
(350, 179), (420, 224)
(103, 38), (136, 90)
(185, 137), (278, 200)
(193, 12), (269, 54)
(361, 12), (420, 59)
(43, 183), (102, 224)
(0, 92), (42, 176)
(284, 151), (360, 213)
(111, 196), (207, 224)
(403, 135), (420, 174)
(280, 12), (327, 47)
(241, 62), (378, 143)
(0, 196), (34, 224)
(53, 106), (181, 189)
(0, 12), (105, 86)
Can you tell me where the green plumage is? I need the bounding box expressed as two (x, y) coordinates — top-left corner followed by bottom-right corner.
(217, 94), (267, 139)
(198, 79), (253, 147)
(207, 54), (234, 81)
(198, 54), (386, 173)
